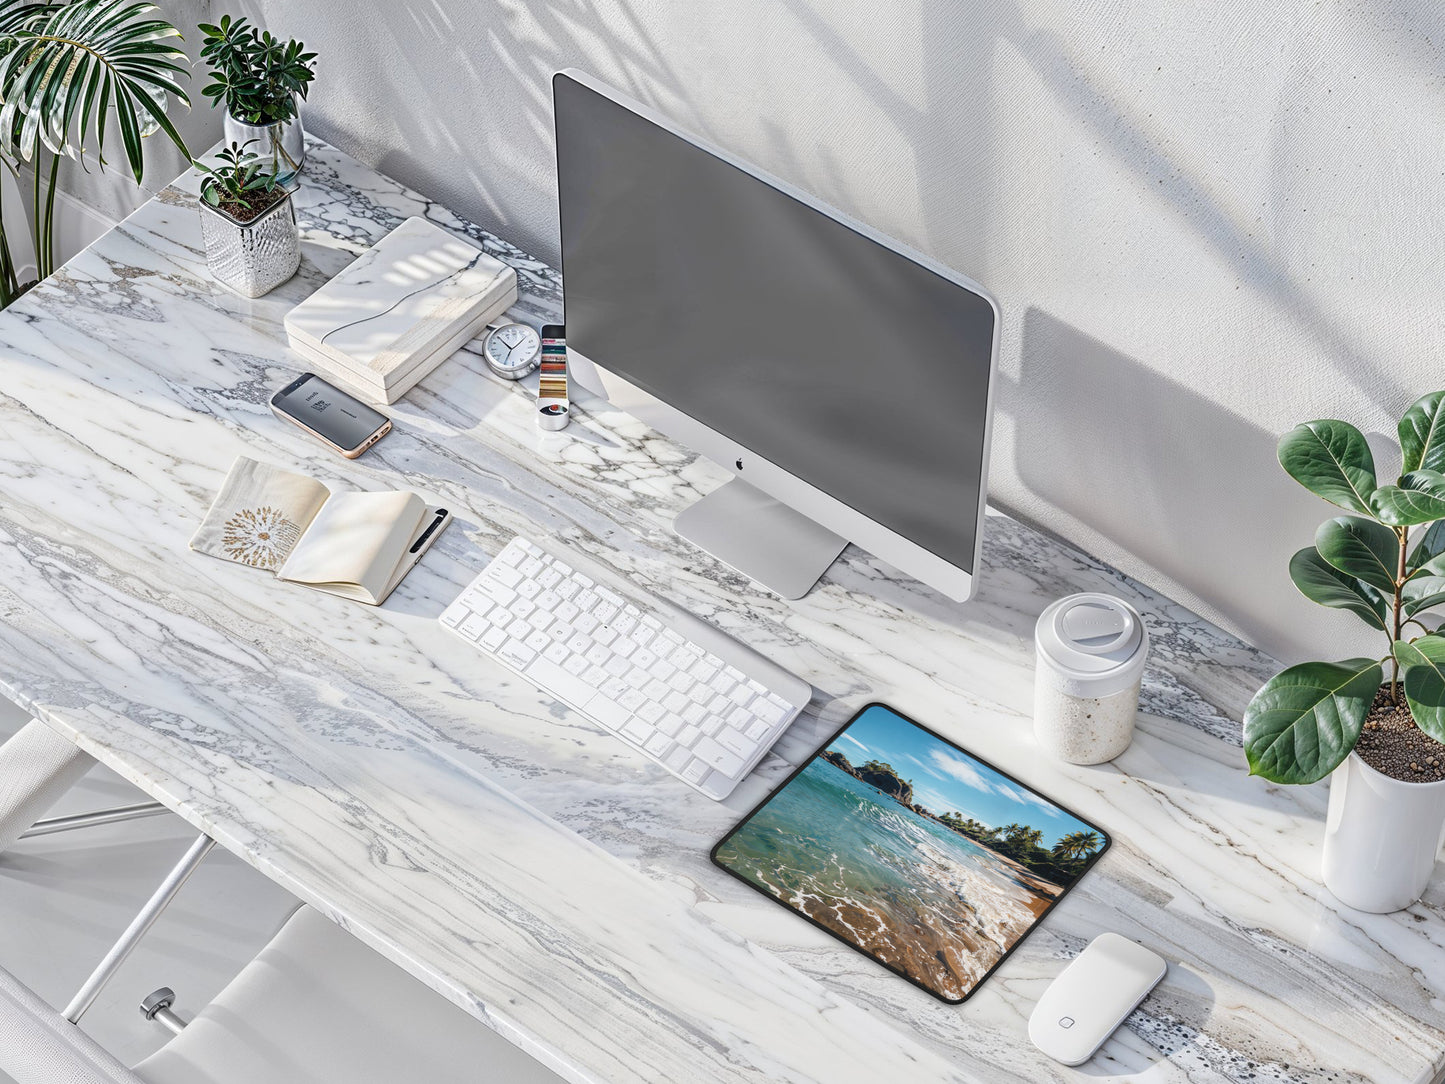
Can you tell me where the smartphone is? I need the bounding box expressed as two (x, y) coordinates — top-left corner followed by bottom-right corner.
(270, 373), (392, 458)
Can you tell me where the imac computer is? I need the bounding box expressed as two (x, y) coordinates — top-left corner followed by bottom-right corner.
(553, 70), (1000, 602)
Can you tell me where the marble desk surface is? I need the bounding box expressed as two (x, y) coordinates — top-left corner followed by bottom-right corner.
(0, 137), (1441, 1084)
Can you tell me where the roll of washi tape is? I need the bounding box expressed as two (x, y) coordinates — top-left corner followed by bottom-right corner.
(538, 323), (569, 431)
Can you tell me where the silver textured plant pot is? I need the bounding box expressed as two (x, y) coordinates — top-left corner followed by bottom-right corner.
(224, 104), (305, 188)
(198, 192), (301, 298)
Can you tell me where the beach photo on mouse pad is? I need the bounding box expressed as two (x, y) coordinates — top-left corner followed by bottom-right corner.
(713, 704), (1107, 1002)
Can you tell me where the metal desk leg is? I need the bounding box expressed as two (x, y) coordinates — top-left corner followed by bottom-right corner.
(0, 719), (95, 856)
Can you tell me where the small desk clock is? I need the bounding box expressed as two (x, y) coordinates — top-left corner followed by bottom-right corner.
(481, 321), (542, 380)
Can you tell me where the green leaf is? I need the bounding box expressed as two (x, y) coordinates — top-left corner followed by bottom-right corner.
(1315, 516), (1400, 593)
(0, 0), (192, 183)
(1369, 470), (1445, 526)
(1400, 391), (1445, 476)
(1288, 547), (1388, 628)
(1403, 575), (1445, 618)
(1277, 420), (1378, 516)
(1244, 659), (1383, 783)
(1393, 637), (1445, 743)
(1408, 519), (1445, 571)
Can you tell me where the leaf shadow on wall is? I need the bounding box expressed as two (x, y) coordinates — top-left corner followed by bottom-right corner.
(1010, 307), (1375, 666)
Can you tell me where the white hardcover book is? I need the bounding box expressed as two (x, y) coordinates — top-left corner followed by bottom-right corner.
(285, 217), (518, 402)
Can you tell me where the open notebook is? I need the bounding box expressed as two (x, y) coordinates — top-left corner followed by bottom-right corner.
(190, 457), (450, 605)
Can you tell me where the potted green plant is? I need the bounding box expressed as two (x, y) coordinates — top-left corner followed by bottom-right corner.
(0, 0), (193, 307)
(1244, 391), (1445, 912)
(198, 14), (315, 187)
(196, 140), (300, 297)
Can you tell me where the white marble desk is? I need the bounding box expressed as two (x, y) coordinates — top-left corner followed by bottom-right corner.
(0, 138), (1441, 1084)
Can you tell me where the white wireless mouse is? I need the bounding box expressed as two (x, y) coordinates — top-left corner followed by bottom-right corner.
(1028, 933), (1167, 1066)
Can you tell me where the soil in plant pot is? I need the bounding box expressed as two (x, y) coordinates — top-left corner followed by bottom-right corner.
(211, 186), (287, 224)
(1355, 686), (1445, 782)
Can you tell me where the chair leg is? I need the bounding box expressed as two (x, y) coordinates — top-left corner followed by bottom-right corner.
(0, 719), (95, 855)
(64, 833), (216, 1024)
(21, 802), (169, 839)
(140, 988), (187, 1035)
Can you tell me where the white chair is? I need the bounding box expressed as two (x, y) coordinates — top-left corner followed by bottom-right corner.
(133, 904), (568, 1084)
(0, 823), (569, 1084)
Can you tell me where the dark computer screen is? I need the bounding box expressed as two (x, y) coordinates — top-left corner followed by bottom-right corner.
(554, 74), (996, 574)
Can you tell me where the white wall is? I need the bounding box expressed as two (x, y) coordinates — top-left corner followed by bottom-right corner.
(198, 0), (1445, 664)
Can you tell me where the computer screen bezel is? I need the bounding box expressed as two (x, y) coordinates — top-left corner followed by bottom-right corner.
(552, 68), (1001, 602)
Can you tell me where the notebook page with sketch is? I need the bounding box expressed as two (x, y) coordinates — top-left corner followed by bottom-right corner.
(190, 456), (447, 606)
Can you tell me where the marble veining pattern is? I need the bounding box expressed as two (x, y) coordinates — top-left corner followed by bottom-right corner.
(0, 136), (1440, 1083)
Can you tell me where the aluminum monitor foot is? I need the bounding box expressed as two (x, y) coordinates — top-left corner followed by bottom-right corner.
(674, 478), (846, 600)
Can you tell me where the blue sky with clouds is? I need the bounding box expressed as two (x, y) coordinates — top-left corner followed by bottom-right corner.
(826, 705), (1098, 848)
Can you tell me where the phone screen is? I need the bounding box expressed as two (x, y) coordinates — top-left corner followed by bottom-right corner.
(271, 374), (389, 452)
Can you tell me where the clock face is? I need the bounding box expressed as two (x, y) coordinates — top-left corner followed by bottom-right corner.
(484, 323), (542, 377)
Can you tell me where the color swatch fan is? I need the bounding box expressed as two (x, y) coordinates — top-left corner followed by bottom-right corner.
(285, 217), (518, 403)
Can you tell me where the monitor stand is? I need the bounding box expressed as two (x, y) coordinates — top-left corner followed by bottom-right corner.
(674, 478), (847, 600)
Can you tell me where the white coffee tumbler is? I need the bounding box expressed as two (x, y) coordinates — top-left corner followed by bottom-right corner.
(1034, 594), (1149, 765)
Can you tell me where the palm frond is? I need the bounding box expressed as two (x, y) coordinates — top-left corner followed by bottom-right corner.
(0, 0), (191, 183)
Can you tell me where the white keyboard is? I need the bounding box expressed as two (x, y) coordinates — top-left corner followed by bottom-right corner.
(441, 536), (811, 799)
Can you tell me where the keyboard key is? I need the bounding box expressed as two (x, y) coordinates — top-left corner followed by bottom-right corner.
(682, 759), (711, 784)
(692, 737), (743, 777)
(563, 655), (588, 676)
(620, 718), (651, 745)
(512, 598), (536, 620)
(519, 556), (544, 577)
(663, 745), (691, 772)
(619, 688), (647, 712)
(644, 679), (669, 701)
(718, 728), (753, 757)
(745, 718), (772, 741)
(600, 677), (629, 700)
(557, 601), (581, 623)
(663, 691), (689, 713)
(507, 618), (531, 640)
(681, 703), (707, 726)
(543, 642), (570, 665)
(584, 665), (609, 686)
(498, 546), (525, 567)
(491, 564), (522, 588)
(517, 580), (542, 600)
(589, 697), (631, 732)
(594, 626), (618, 647)
(498, 641), (536, 669)
(440, 605), (468, 628)
(586, 644), (611, 667)
(526, 630), (550, 653)
(517, 539), (543, 558)
(458, 613), (491, 640)
(576, 613), (600, 634)
(480, 626), (508, 652)
(643, 732), (672, 757)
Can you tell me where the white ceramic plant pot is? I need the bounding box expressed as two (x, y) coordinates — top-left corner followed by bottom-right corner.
(1322, 751), (1445, 912)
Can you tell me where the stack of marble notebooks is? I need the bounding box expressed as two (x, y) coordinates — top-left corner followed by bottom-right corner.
(285, 217), (518, 403)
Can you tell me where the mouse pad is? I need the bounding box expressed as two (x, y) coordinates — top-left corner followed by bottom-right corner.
(712, 703), (1109, 1003)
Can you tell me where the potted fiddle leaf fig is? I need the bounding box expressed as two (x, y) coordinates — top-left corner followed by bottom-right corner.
(1244, 390), (1445, 912)
(195, 140), (300, 297)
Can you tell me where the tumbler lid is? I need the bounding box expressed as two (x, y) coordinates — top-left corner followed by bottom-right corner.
(1035, 593), (1149, 698)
